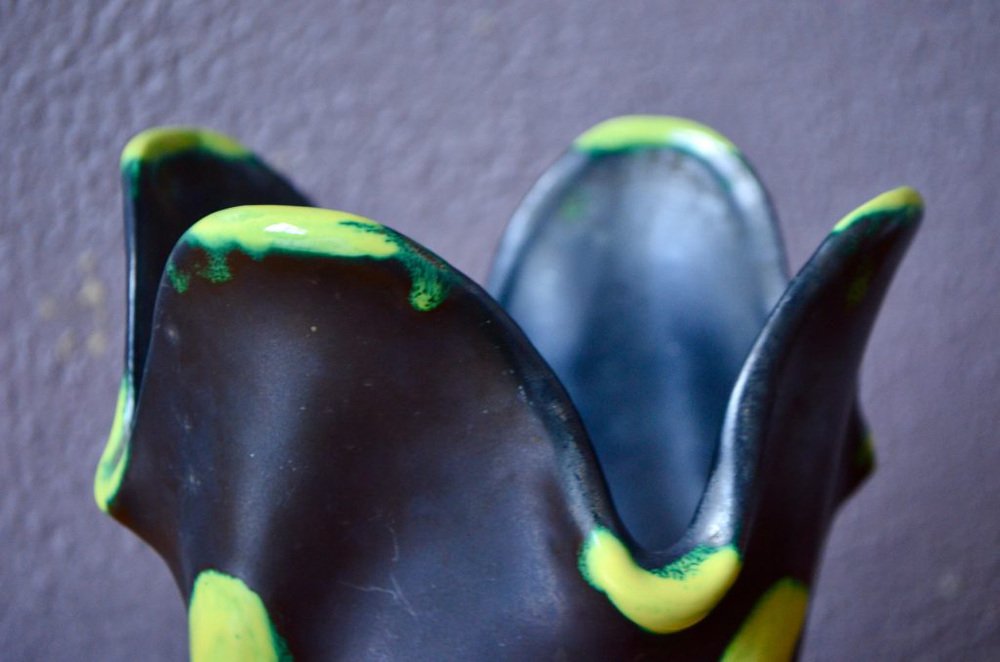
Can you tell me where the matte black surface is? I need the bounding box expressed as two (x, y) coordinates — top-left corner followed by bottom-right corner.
(116, 245), (611, 658)
(125, 151), (310, 393)
(108, 207), (752, 658)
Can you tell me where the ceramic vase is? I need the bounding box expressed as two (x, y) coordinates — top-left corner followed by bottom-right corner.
(95, 118), (921, 660)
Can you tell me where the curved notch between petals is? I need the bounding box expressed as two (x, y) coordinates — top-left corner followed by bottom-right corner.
(579, 527), (741, 633)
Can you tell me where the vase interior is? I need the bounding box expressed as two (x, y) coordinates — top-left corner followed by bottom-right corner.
(491, 144), (786, 551)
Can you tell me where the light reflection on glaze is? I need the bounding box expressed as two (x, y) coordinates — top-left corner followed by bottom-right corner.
(172, 206), (450, 312)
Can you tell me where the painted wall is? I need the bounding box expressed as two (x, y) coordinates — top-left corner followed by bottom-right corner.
(1, 1), (997, 659)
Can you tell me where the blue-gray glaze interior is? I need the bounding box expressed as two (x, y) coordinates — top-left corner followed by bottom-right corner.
(490, 143), (786, 551)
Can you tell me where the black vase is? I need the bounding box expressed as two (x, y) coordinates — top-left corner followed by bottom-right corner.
(95, 118), (921, 660)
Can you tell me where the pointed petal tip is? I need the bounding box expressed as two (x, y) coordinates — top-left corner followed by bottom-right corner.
(120, 127), (251, 168)
(573, 115), (738, 154)
(833, 186), (924, 233)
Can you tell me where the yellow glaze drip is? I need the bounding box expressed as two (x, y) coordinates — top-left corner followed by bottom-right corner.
(189, 570), (289, 662)
(93, 375), (134, 512)
(120, 126), (250, 167)
(573, 115), (737, 154)
(178, 206), (448, 311)
(579, 528), (741, 633)
(832, 186), (923, 233)
(722, 578), (809, 662)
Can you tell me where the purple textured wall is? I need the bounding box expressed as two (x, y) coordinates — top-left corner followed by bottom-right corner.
(1, 1), (998, 659)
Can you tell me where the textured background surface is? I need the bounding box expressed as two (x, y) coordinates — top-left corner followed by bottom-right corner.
(1, 1), (998, 659)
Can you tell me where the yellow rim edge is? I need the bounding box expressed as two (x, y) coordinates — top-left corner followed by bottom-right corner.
(121, 126), (250, 168)
(832, 186), (923, 233)
(185, 206), (394, 260)
(579, 528), (741, 633)
(177, 205), (448, 312)
(573, 115), (738, 153)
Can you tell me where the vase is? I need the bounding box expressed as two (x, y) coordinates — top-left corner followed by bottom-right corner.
(95, 118), (920, 660)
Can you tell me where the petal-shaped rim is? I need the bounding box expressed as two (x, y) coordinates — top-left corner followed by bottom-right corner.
(96, 128), (311, 512)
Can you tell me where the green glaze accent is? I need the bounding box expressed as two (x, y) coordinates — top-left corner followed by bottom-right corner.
(846, 263), (874, 307)
(856, 432), (876, 469)
(94, 375), (135, 512)
(120, 127), (250, 168)
(721, 578), (809, 662)
(573, 115), (738, 155)
(171, 206), (450, 311)
(196, 251), (233, 284)
(578, 527), (741, 633)
(831, 186), (923, 233)
(166, 262), (190, 293)
(189, 570), (291, 662)
(832, 187), (921, 309)
(556, 190), (588, 222)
